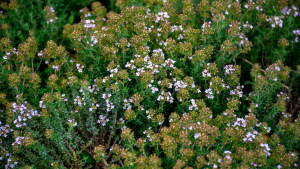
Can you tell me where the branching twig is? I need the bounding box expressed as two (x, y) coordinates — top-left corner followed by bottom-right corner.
(0, 145), (9, 154)
(79, 140), (93, 153)
(64, 138), (79, 169)
(78, 127), (91, 144)
(106, 138), (120, 161)
(51, 152), (70, 168)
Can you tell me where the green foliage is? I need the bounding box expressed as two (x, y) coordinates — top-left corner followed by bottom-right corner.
(0, 0), (300, 168)
(0, 0), (95, 49)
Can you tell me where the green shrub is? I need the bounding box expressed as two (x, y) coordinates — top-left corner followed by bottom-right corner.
(0, 0), (300, 168)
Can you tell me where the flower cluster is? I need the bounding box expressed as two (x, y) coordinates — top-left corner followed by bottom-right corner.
(267, 16), (283, 28)
(76, 63), (84, 73)
(83, 19), (96, 29)
(11, 102), (40, 128)
(202, 63), (219, 78)
(67, 119), (77, 127)
(281, 5), (299, 17)
(155, 12), (170, 23)
(292, 28), (300, 43)
(44, 6), (58, 24)
(157, 91), (174, 103)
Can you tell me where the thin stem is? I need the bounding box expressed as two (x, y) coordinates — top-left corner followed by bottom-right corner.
(105, 108), (118, 151)
(128, 139), (135, 154)
(118, 157), (124, 167)
(64, 138), (79, 169)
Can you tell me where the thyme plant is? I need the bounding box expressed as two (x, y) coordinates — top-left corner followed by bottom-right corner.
(0, 0), (300, 168)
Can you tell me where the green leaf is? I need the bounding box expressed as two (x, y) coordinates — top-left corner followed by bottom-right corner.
(68, 12), (75, 24)
(244, 81), (252, 85)
(81, 151), (94, 164)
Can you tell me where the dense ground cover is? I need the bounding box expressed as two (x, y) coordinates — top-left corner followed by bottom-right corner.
(0, 0), (300, 168)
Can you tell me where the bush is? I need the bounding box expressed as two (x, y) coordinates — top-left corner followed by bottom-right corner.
(0, 0), (300, 168)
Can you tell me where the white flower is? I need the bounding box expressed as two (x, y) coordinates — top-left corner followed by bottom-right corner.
(52, 65), (59, 71)
(194, 133), (201, 139)
(277, 164), (282, 169)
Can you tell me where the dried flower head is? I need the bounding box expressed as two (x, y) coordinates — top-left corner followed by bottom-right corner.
(124, 108), (136, 121)
(94, 145), (106, 161)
